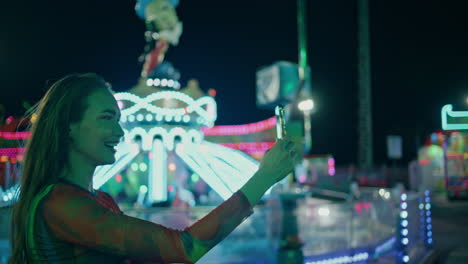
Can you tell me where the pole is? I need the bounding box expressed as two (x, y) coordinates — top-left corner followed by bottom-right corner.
(297, 0), (313, 153)
(357, 0), (373, 169)
(297, 0), (308, 81)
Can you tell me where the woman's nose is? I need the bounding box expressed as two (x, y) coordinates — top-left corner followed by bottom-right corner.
(114, 122), (125, 140)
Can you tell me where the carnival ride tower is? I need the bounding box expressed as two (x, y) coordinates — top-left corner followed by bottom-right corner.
(92, 0), (260, 206)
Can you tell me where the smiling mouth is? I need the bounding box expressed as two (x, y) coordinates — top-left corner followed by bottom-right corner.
(104, 143), (118, 152)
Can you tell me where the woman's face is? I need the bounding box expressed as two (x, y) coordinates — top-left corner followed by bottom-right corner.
(69, 88), (124, 166)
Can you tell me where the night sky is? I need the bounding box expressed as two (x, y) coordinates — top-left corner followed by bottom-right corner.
(1, 0), (467, 166)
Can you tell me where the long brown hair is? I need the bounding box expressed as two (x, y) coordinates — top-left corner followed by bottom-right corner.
(8, 73), (111, 263)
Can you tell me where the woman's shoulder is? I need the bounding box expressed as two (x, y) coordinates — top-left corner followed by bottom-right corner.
(40, 183), (99, 212)
(47, 183), (94, 200)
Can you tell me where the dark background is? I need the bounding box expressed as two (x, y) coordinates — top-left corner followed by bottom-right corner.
(0, 0), (467, 166)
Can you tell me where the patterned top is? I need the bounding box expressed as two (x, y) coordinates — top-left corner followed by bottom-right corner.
(27, 179), (253, 263)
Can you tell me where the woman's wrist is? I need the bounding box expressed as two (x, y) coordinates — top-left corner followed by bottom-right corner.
(240, 170), (272, 207)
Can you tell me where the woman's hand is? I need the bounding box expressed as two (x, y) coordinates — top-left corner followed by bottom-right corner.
(257, 137), (300, 186)
(240, 137), (300, 206)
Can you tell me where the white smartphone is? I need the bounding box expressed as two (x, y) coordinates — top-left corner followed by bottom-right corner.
(275, 105), (286, 140)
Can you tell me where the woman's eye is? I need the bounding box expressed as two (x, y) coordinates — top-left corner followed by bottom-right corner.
(101, 115), (113, 120)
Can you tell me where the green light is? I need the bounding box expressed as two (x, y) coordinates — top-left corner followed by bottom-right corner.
(427, 145), (443, 158)
(139, 185), (148, 193)
(191, 173), (200, 183)
(297, 0), (308, 78)
(441, 104), (468, 130)
(131, 162), (139, 171)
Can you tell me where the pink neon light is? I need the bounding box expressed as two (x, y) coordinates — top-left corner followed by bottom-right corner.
(0, 147), (25, 159)
(299, 174), (307, 183)
(0, 148), (25, 154)
(0, 132), (31, 140)
(202, 117), (277, 136)
(218, 142), (275, 152)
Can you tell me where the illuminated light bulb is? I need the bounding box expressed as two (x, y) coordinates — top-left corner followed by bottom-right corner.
(401, 220), (408, 227)
(165, 115), (173, 122)
(136, 114), (144, 121)
(128, 115), (135, 122)
(115, 174), (122, 182)
(401, 238), (409, 245)
(156, 115), (163, 121)
(183, 115), (190, 123)
(401, 229), (408, 236)
(299, 174), (307, 183)
(379, 189), (385, 196)
(318, 207), (330, 217)
(425, 204), (431, 210)
(139, 162), (147, 172)
(298, 99), (314, 111)
(145, 114), (153, 121)
(400, 211), (408, 219)
(384, 192), (391, 199)
(401, 202), (408, 210)
(154, 78), (161, 86)
(401, 193), (407, 201)
(139, 185), (148, 193)
(191, 173), (200, 182)
(168, 79), (174, 87)
(131, 163), (139, 171)
(31, 113), (38, 123)
(161, 79), (168, 86)
(168, 163), (176, 172)
(208, 89), (217, 97)
(6, 116), (13, 124)
(403, 255), (409, 263)
(120, 115), (127, 122)
(174, 115), (182, 122)
(146, 79), (154, 86)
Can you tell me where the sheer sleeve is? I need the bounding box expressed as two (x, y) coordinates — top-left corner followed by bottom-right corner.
(41, 185), (253, 263)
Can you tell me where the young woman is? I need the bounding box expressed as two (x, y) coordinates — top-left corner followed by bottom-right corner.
(8, 73), (298, 264)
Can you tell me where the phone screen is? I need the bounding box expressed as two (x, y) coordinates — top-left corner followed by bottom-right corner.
(275, 105), (286, 140)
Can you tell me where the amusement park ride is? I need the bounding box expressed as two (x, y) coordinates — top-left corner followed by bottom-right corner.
(0, 0), (441, 263)
(414, 104), (468, 199)
(0, 0), (316, 208)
